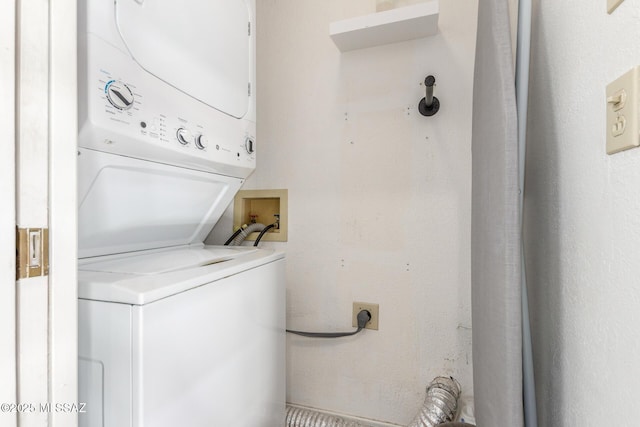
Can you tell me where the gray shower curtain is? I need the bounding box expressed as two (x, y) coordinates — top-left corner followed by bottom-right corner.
(471, 0), (524, 426)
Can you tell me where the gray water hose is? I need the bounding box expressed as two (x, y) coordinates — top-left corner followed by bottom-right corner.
(286, 376), (465, 427)
(229, 223), (266, 246)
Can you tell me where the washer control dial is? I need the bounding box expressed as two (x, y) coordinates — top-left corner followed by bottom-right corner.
(105, 80), (134, 111)
(176, 128), (193, 146)
(195, 134), (207, 150)
(245, 137), (255, 154)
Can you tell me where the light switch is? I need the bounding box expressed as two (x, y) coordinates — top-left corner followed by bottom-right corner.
(606, 66), (640, 155)
(608, 0), (624, 14)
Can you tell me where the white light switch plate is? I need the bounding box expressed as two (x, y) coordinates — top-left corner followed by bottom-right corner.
(608, 0), (624, 14)
(606, 66), (640, 155)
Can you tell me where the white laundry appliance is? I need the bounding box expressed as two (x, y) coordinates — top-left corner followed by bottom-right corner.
(76, 0), (285, 426)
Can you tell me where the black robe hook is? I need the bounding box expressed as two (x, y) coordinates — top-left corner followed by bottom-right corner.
(419, 75), (440, 117)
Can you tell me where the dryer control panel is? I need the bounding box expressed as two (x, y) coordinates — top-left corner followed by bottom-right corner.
(79, 31), (256, 179)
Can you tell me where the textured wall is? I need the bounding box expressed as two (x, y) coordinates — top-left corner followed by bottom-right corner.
(209, 1), (478, 424)
(526, 1), (640, 425)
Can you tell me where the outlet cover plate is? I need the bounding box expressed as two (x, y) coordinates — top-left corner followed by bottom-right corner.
(606, 66), (640, 155)
(352, 302), (379, 330)
(607, 0), (624, 14)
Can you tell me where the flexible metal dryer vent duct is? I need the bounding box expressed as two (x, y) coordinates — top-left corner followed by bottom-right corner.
(285, 376), (463, 427)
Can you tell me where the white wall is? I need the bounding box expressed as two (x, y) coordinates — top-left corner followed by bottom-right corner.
(526, 1), (640, 425)
(210, 0), (478, 424)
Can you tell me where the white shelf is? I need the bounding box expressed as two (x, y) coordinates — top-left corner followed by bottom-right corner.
(329, 1), (439, 52)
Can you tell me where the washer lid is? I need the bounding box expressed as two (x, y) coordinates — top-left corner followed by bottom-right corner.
(78, 246), (285, 305)
(116, 0), (252, 119)
(80, 246), (256, 275)
(78, 149), (244, 259)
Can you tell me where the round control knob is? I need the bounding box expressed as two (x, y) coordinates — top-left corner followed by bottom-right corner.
(245, 137), (255, 154)
(105, 80), (134, 111)
(176, 128), (193, 145)
(195, 134), (207, 150)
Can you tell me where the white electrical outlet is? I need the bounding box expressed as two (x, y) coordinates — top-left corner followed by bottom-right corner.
(606, 66), (640, 155)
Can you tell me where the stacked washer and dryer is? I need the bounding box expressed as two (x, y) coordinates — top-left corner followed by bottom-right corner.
(76, 0), (285, 426)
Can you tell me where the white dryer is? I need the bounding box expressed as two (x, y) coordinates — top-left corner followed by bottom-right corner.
(76, 1), (285, 426)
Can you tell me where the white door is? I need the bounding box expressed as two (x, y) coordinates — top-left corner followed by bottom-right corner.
(48, 0), (80, 425)
(0, 1), (18, 425)
(15, 0), (52, 423)
(2, 0), (78, 426)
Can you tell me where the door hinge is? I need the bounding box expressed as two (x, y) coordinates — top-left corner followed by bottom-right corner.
(248, 82), (251, 97)
(16, 227), (49, 280)
(248, 22), (251, 36)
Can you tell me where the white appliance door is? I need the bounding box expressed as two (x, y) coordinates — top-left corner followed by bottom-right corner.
(132, 259), (286, 427)
(115, 0), (252, 119)
(78, 149), (244, 258)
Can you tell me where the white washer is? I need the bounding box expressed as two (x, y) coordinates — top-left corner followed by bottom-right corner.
(77, 1), (285, 426)
(78, 246), (285, 427)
